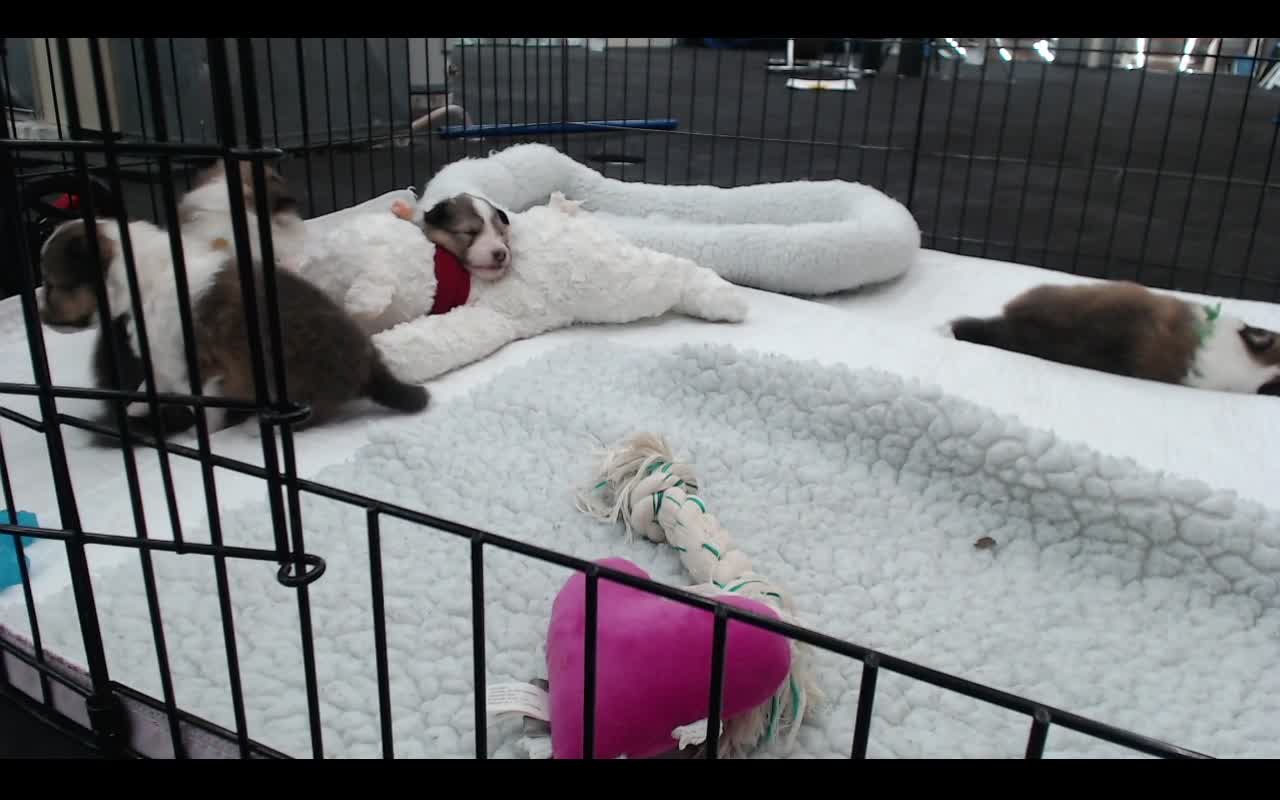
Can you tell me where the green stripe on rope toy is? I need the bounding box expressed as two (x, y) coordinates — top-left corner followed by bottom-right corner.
(574, 432), (824, 757)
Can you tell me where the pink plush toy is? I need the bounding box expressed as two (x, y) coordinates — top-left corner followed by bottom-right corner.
(545, 557), (793, 759)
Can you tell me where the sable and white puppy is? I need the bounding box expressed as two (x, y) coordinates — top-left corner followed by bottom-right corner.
(177, 160), (308, 273)
(949, 281), (1280, 396)
(393, 192), (512, 280)
(38, 212), (429, 434)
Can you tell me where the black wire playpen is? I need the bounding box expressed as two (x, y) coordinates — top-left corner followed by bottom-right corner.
(2, 35), (1272, 758)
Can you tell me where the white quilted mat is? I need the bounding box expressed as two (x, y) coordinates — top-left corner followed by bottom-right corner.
(19, 340), (1280, 758)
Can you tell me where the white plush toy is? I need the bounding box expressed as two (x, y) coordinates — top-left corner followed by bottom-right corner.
(297, 201), (439, 335)
(297, 192), (748, 385)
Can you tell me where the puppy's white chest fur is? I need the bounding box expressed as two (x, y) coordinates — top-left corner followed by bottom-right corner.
(102, 221), (226, 399)
(1183, 304), (1280, 393)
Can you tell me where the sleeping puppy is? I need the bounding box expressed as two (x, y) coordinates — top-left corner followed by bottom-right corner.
(38, 215), (429, 436)
(392, 193), (511, 281)
(949, 280), (1280, 396)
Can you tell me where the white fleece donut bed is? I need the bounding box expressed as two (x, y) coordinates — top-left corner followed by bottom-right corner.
(421, 143), (920, 296)
(2, 229), (1279, 756)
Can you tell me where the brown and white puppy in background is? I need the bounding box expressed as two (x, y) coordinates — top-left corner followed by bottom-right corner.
(38, 212), (429, 434)
(178, 160), (308, 272)
(949, 281), (1280, 396)
(392, 193), (512, 280)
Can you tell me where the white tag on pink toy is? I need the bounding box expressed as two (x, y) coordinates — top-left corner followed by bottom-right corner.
(486, 681), (552, 722)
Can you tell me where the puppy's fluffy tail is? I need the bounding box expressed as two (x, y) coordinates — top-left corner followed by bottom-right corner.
(950, 316), (1017, 351)
(366, 358), (430, 413)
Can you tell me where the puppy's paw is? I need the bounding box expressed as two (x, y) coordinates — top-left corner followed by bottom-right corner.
(702, 286), (749, 323)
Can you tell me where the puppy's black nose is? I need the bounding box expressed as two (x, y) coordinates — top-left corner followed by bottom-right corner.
(492, 249), (507, 264)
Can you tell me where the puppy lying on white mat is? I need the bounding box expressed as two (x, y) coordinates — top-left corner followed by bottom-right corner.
(298, 191), (747, 384)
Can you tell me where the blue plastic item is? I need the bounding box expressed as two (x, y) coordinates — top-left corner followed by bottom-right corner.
(1, 510), (39, 592)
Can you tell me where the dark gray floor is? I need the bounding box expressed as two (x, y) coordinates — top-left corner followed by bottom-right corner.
(75, 41), (1280, 304)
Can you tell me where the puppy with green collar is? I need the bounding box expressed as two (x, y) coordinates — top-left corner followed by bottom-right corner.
(949, 281), (1280, 396)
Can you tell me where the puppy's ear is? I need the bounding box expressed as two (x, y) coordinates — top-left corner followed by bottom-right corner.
(191, 159), (227, 187)
(1240, 325), (1276, 354)
(422, 199), (453, 229)
(51, 219), (115, 274)
(262, 165), (299, 215)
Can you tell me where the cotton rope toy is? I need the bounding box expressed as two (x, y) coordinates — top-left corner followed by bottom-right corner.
(570, 432), (824, 758)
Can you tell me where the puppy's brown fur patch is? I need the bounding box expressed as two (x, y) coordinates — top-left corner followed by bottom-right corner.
(951, 281), (1200, 384)
(193, 262), (427, 427)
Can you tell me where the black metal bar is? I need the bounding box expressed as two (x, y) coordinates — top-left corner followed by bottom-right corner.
(978, 43), (1016, 260)
(343, 39), (357, 207)
(321, 40), (337, 212)
(704, 608), (728, 759)
(233, 36), (324, 760)
(0, 430), (51, 706)
(856, 38), (880, 181)
(409, 38), (420, 187)
(779, 44), (796, 181)
(265, 39), (282, 149)
(686, 45), (699, 183)
(1237, 88), (1280, 298)
(1204, 38), (1263, 294)
(710, 45), (723, 185)
(879, 41), (904, 192)
(0, 381), (262, 409)
(83, 38), (187, 559)
(39, 38), (69, 169)
(928, 47), (964, 243)
(1026, 708), (1052, 759)
(665, 43), (676, 184)
(123, 39), (160, 222)
(1069, 40), (1118, 274)
(492, 39), (501, 138)
(905, 38), (933, 212)
(9, 37), (122, 755)
(1041, 38), (1087, 269)
(363, 39), (375, 195)
(804, 48), (822, 184)
(560, 39), (570, 155)
(367, 510), (394, 758)
(851, 653), (879, 758)
(954, 38), (992, 253)
(642, 39), (654, 182)
(470, 535), (487, 759)
(731, 46), (747, 186)
(0, 519), (322, 563)
(0, 405), (41, 431)
(0, 137), (286, 157)
(1009, 51), (1051, 264)
(621, 40), (631, 180)
(201, 37), (269, 757)
(384, 38), (396, 189)
(1168, 45), (1224, 286)
(293, 39), (316, 218)
(443, 38), (454, 166)
(582, 567), (599, 759)
(1100, 47), (1152, 277)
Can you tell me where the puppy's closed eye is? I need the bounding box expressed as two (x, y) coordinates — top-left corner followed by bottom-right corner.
(495, 208), (509, 226)
(1240, 325), (1276, 354)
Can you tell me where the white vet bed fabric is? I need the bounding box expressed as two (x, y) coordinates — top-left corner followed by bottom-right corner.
(420, 143), (920, 296)
(4, 336), (1280, 759)
(1, 245), (1278, 758)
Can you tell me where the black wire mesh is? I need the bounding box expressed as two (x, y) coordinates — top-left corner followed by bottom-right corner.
(0, 35), (1260, 759)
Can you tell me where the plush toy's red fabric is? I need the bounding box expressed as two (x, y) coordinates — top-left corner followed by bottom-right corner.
(431, 247), (471, 315)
